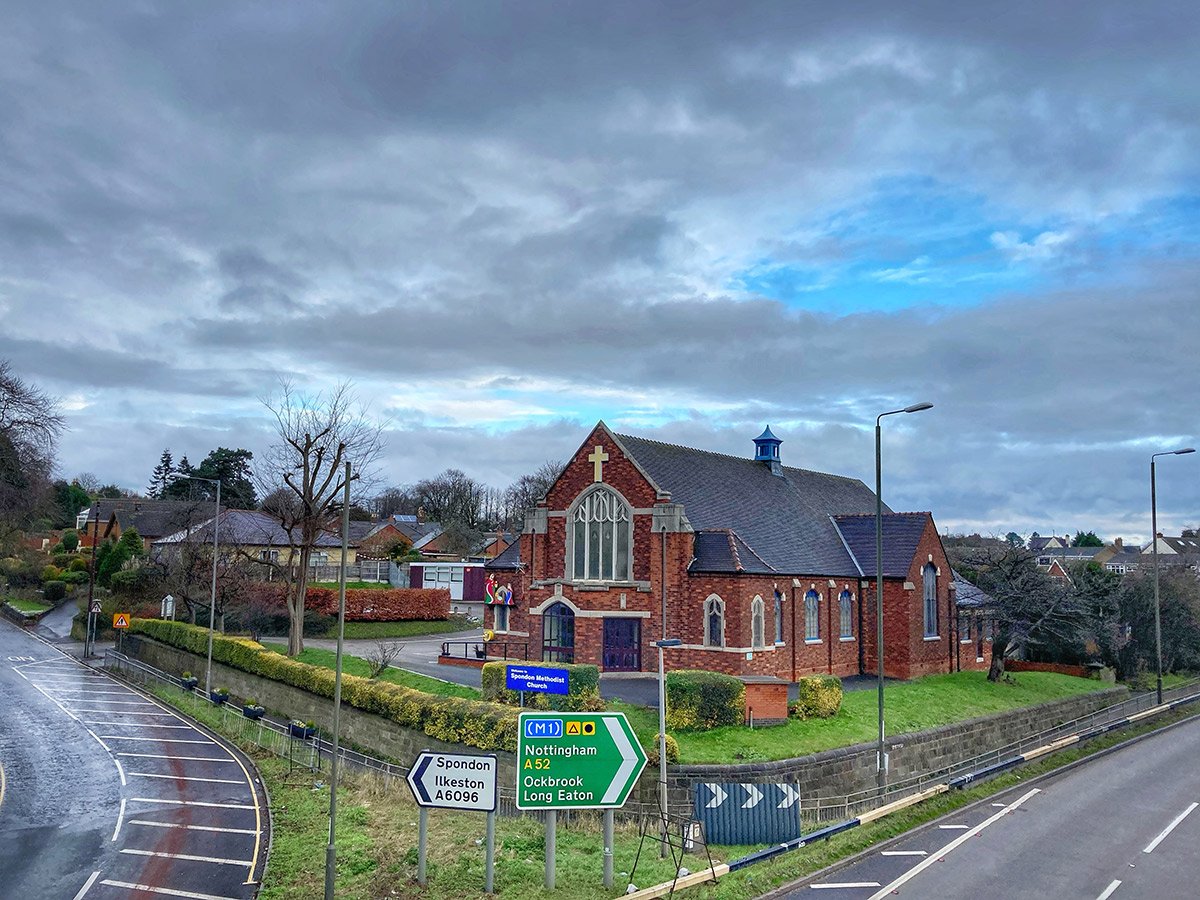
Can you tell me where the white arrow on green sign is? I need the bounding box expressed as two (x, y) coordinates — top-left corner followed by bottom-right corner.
(517, 711), (647, 810)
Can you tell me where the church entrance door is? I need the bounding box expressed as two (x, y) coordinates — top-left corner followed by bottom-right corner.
(602, 618), (641, 671)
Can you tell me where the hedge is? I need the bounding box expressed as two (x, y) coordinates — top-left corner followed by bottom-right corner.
(665, 670), (745, 731)
(129, 618), (518, 752)
(236, 582), (450, 622)
(789, 675), (843, 719)
(481, 659), (605, 712)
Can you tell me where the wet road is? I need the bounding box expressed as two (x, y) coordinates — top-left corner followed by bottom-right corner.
(0, 621), (268, 899)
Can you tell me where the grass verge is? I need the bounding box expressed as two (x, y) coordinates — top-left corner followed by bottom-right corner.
(614, 670), (1115, 764)
(262, 642), (480, 699)
(326, 618), (475, 640)
(5, 597), (51, 615)
(133, 670), (1197, 899)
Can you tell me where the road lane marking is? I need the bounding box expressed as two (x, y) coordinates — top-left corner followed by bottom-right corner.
(71, 871), (101, 900)
(83, 721), (193, 728)
(1096, 879), (1122, 900)
(131, 797), (258, 810)
(0, 759), (6, 811)
(129, 771), (244, 784)
(44, 688), (144, 695)
(98, 880), (241, 900)
(55, 698), (155, 705)
(938, 824), (969, 829)
(70, 709), (178, 717)
(98, 736), (216, 743)
(112, 798), (126, 841)
(867, 788), (1041, 900)
(117, 752), (236, 762)
(121, 847), (255, 867)
(811, 883), (881, 889)
(880, 850), (927, 856)
(128, 819), (259, 835)
(1143, 802), (1198, 853)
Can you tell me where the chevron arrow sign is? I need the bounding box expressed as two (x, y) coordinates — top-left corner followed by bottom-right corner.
(695, 782), (803, 845)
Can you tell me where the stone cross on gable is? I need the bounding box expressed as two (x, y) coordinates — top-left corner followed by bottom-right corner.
(588, 445), (609, 482)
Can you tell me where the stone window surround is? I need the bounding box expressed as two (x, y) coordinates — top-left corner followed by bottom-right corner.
(751, 594), (766, 649)
(528, 592), (651, 619)
(704, 593), (725, 647)
(565, 483), (634, 584)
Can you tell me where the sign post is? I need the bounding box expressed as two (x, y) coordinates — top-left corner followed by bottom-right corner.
(406, 750), (499, 890)
(517, 711), (647, 888)
(113, 612), (130, 653)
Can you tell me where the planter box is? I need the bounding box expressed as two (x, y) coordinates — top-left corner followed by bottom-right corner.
(181, 677), (199, 691)
(210, 691), (230, 706)
(289, 722), (315, 739)
(242, 706), (265, 720)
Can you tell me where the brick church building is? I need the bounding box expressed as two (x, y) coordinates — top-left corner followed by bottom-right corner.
(484, 422), (990, 681)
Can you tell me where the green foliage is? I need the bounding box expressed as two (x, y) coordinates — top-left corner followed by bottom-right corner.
(52, 552), (73, 568)
(58, 570), (87, 585)
(164, 447), (258, 509)
(664, 670), (745, 731)
(118, 527), (144, 556)
(480, 659), (605, 712)
(789, 675), (843, 719)
(61, 529), (79, 552)
(50, 480), (92, 529)
(1072, 530), (1104, 547)
(42, 581), (67, 604)
(40, 564), (62, 582)
(646, 732), (679, 767)
(130, 618), (519, 752)
(68, 557), (88, 572)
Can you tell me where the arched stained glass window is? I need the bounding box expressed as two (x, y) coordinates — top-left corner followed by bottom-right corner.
(804, 590), (820, 641)
(705, 594), (725, 647)
(923, 563), (938, 637)
(542, 602), (575, 663)
(839, 590), (853, 639)
(572, 487), (632, 582)
(751, 595), (765, 649)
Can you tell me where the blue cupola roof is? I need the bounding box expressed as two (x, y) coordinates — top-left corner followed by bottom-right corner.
(753, 426), (782, 473)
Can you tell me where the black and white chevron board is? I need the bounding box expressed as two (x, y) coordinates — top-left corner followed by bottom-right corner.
(693, 781), (802, 844)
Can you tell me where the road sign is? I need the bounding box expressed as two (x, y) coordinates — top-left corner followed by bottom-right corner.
(694, 782), (802, 844)
(89, 600), (102, 614)
(406, 751), (498, 812)
(506, 664), (570, 695)
(112, 613), (130, 629)
(516, 712), (646, 810)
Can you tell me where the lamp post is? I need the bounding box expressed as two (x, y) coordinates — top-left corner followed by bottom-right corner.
(1150, 447), (1194, 704)
(325, 461), (352, 900)
(875, 401), (932, 789)
(654, 637), (682, 858)
(172, 475), (221, 694)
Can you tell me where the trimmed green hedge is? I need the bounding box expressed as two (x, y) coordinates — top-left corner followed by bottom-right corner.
(665, 670), (745, 731)
(481, 659), (605, 712)
(790, 675), (843, 719)
(130, 618), (518, 752)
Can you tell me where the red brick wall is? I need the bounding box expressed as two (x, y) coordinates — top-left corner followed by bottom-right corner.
(743, 681), (789, 723)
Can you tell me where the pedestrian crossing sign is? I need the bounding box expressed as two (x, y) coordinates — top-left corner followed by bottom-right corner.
(113, 613), (130, 629)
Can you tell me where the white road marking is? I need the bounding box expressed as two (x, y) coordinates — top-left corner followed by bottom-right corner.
(98, 880), (241, 900)
(112, 798), (126, 841)
(1143, 802), (1198, 854)
(880, 850), (928, 856)
(44, 688), (142, 696)
(121, 847), (254, 867)
(1096, 879), (1122, 900)
(129, 771), (244, 785)
(98, 736), (215, 743)
(128, 819), (259, 835)
(812, 883), (881, 889)
(867, 788), (1041, 900)
(991, 802), (1007, 807)
(83, 721), (193, 728)
(117, 752), (235, 762)
(130, 797), (257, 810)
(56, 698), (155, 706)
(71, 709), (178, 717)
(938, 824), (970, 829)
(71, 871), (100, 900)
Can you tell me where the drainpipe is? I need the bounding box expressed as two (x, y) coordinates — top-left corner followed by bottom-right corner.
(827, 584), (834, 674)
(790, 583), (797, 682)
(857, 578), (866, 676)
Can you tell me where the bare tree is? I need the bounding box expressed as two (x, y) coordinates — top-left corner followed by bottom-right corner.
(504, 459), (565, 530)
(0, 360), (64, 530)
(365, 641), (404, 678)
(258, 381), (384, 656)
(413, 468), (488, 529)
(372, 484), (420, 519)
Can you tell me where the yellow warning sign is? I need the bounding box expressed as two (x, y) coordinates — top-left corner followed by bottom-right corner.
(113, 613), (130, 629)
(582, 721), (596, 735)
(566, 721), (581, 735)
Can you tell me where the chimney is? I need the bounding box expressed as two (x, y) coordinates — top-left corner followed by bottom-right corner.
(417, 505), (425, 525)
(1114, 537), (1123, 548)
(753, 426), (783, 476)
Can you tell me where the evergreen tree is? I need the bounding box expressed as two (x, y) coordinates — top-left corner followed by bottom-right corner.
(147, 448), (175, 498)
(163, 456), (194, 500)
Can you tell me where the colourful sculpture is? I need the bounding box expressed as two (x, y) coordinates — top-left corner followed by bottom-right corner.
(485, 574), (514, 605)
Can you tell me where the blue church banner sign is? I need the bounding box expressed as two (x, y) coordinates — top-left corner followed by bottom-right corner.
(506, 665), (570, 695)
(694, 782), (802, 845)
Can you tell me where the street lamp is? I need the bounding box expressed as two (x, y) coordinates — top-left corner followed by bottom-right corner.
(875, 401), (933, 789)
(1150, 447), (1194, 704)
(654, 637), (682, 859)
(172, 475), (221, 694)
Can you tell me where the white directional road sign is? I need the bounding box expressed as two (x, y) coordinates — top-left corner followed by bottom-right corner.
(406, 751), (498, 812)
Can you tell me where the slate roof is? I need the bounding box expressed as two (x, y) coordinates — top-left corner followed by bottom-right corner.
(154, 509), (350, 548)
(690, 530), (777, 574)
(612, 431), (889, 577)
(1158, 535), (1200, 556)
(830, 513), (933, 579)
(111, 501), (210, 540)
(1036, 546), (1102, 561)
(486, 536), (523, 570)
(952, 570), (994, 608)
(394, 520), (441, 543)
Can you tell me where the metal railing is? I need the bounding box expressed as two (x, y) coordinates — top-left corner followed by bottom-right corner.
(440, 640), (530, 662)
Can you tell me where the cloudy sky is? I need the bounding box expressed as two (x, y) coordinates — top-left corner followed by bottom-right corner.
(2, 1), (1198, 542)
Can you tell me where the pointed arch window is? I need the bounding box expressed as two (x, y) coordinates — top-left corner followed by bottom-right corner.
(542, 602), (575, 663)
(923, 563), (939, 637)
(773, 590), (784, 644)
(704, 594), (725, 648)
(839, 590), (853, 639)
(804, 590), (821, 641)
(751, 595), (765, 649)
(572, 487), (632, 582)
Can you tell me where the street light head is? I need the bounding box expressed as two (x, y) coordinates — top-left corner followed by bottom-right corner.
(903, 402), (934, 414)
(1174, 447), (1196, 455)
(654, 638), (683, 648)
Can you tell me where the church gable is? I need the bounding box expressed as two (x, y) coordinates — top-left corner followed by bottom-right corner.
(544, 422), (661, 512)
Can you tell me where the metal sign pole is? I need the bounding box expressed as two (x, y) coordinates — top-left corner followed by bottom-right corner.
(545, 810), (556, 889)
(603, 809), (614, 888)
(485, 811), (496, 893)
(418, 807), (429, 885)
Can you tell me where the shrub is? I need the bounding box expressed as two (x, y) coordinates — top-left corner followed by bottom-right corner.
(790, 675), (843, 719)
(59, 570), (88, 586)
(40, 565), (63, 582)
(646, 732), (680, 767)
(129, 618), (519, 752)
(480, 660), (605, 712)
(43, 581), (67, 604)
(69, 557), (89, 573)
(61, 530), (79, 553)
(664, 670), (745, 731)
(234, 582), (451, 623)
(52, 552), (73, 568)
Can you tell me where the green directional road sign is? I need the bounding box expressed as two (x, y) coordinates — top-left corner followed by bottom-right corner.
(517, 711), (647, 810)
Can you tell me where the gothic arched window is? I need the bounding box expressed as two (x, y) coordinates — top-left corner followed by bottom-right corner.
(923, 563), (939, 637)
(704, 594), (725, 648)
(839, 590), (853, 639)
(542, 602), (576, 664)
(751, 595), (765, 649)
(572, 487), (632, 582)
(804, 590), (821, 641)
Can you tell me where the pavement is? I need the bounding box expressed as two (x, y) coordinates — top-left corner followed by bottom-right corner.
(0, 619), (269, 899)
(778, 714), (1200, 900)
